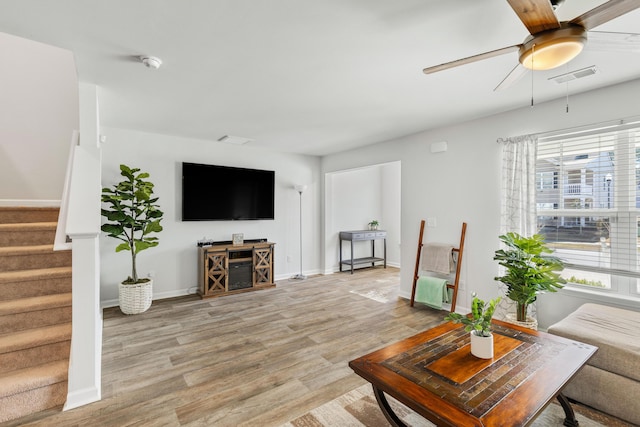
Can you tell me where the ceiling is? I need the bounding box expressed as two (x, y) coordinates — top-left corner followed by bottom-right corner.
(1, 0), (639, 156)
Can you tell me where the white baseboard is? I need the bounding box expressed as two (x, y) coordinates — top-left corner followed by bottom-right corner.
(64, 386), (101, 411)
(0, 199), (61, 207)
(101, 287), (197, 308)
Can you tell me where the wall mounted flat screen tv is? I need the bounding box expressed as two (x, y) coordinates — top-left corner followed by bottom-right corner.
(182, 162), (275, 221)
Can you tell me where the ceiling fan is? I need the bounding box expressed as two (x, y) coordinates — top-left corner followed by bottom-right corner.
(422, 0), (640, 90)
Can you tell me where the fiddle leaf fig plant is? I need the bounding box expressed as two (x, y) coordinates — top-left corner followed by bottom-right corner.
(493, 232), (565, 322)
(445, 294), (501, 337)
(101, 164), (164, 284)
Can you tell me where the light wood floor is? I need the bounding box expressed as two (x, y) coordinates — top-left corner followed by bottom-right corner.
(6, 267), (445, 426)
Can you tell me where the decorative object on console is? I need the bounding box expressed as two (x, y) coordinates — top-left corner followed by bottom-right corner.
(232, 233), (244, 246)
(292, 184), (308, 280)
(445, 294), (501, 359)
(368, 220), (379, 230)
(101, 164), (164, 314)
(494, 232), (565, 323)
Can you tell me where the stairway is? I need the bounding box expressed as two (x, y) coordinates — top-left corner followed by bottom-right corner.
(0, 207), (72, 423)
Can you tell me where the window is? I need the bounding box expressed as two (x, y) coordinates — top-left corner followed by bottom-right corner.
(536, 119), (640, 296)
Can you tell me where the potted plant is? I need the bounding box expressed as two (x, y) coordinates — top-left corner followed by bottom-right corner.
(368, 220), (379, 230)
(101, 164), (164, 314)
(493, 232), (565, 323)
(445, 294), (501, 359)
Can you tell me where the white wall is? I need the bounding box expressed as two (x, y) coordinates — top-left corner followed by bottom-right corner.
(0, 32), (78, 202)
(324, 162), (401, 272)
(321, 78), (640, 328)
(381, 162), (401, 266)
(99, 126), (321, 304)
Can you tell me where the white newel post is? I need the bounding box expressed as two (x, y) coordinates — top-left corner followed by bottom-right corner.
(64, 83), (103, 410)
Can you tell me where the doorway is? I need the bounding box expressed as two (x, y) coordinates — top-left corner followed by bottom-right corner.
(324, 161), (401, 274)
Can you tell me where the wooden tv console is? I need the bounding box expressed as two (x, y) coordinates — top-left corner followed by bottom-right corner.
(197, 241), (275, 299)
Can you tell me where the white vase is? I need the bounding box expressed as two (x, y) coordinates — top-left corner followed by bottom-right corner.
(119, 279), (153, 315)
(470, 331), (494, 359)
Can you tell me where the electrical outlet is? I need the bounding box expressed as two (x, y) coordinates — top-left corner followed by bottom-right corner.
(426, 217), (437, 227)
(286, 255), (292, 263)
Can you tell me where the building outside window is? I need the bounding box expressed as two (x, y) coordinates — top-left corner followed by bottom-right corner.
(535, 120), (640, 296)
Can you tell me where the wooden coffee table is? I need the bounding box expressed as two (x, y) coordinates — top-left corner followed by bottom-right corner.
(349, 319), (597, 427)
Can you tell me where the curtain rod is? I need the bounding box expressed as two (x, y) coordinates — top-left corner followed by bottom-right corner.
(496, 134), (536, 144)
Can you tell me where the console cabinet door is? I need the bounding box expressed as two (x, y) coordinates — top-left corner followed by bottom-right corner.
(203, 249), (228, 295)
(253, 246), (273, 286)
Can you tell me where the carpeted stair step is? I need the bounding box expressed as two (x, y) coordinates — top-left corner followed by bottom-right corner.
(0, 207), (59, 224)
(0, 360), (69, 423)
(0, 267), (72, 301)
(0, 323), (71, 375)
(0, 245), (71, 272)
(0, 206), (72, 423)
(0, 293), (72, 334)
(0, 222), (57, 247)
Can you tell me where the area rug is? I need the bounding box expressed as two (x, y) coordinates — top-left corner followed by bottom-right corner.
(281, 384), (632, 427)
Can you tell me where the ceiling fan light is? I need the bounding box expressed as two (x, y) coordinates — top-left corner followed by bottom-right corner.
(519, 24), (587, 71)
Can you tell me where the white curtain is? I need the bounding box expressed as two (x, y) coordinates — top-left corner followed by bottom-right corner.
(498, 134), (538, 237)
(496, 134), (538, 325)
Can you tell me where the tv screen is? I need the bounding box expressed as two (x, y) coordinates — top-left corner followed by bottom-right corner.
(182, 162), (275, 221)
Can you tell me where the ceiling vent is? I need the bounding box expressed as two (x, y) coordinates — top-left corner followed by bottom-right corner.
(548, 66), (597, 84)
(217, 135), (254, 145)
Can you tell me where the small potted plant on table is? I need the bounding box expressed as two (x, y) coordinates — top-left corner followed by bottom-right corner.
(368, 220), (379, 230)
(101, 164), (164, 314)
(445, 294), (501, 359)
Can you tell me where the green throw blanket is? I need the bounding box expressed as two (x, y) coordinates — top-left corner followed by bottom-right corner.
(415, 276), (449, 309)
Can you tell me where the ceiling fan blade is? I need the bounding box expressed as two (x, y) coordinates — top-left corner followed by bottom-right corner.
(494, 64), (529, 91)
(570, 0), (640, 31)
(506, 0), (560, 35)
(587, 31), (640, 53)
(423, 45), (520, 74)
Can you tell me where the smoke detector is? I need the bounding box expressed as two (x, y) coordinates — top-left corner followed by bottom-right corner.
(140, 56), (162, 69)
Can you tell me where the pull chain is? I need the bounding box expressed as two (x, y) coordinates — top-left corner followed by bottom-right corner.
(566, 80), (569, 113)
(530, 44), (535, 108)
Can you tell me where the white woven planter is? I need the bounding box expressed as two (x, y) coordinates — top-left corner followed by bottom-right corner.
(119, 279), (153, 315)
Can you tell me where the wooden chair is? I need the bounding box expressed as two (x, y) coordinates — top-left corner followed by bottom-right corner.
(410, 220), (467, 312)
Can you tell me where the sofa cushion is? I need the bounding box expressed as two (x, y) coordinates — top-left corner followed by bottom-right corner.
(547, 303), (640, 382)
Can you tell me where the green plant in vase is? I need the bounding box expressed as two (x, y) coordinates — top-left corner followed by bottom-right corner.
(101, 164), (164, 284)
(444, 294), (501, 337)
(493, 232), (565, 322)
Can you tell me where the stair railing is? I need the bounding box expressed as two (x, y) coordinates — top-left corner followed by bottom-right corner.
(54, 130), (79, 251)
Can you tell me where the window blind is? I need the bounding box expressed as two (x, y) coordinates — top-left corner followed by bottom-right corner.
(536, 120), (640, 292)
